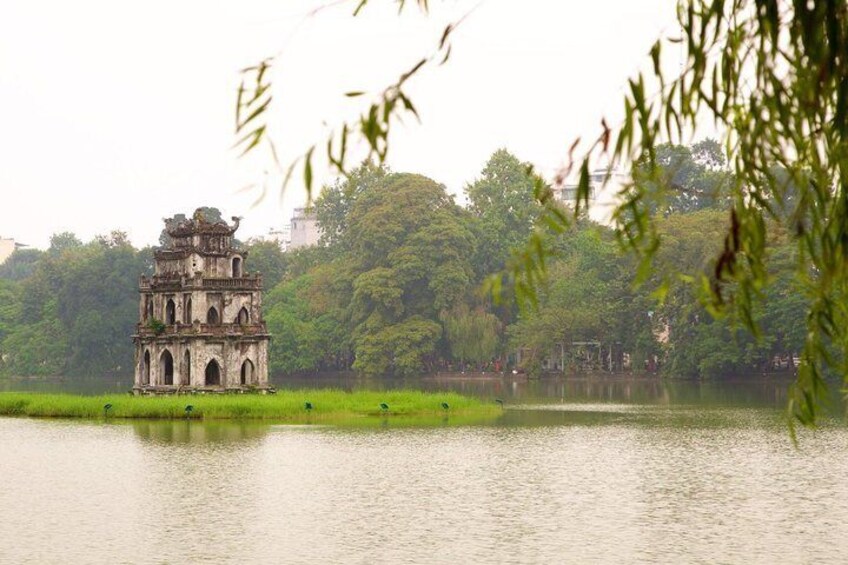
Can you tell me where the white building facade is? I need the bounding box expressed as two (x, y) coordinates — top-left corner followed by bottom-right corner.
(288, 207), (320, 249)
(0, 238), (22, 265)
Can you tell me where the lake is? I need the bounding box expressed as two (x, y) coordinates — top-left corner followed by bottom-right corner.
(1, 374), (847, 564)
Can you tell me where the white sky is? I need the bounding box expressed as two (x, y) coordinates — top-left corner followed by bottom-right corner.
(0, 0), (681, 249)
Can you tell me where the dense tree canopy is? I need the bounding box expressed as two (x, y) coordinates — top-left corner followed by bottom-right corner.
(234, 0), (848, 426)
(0, 148), (809, 382)
(466, 149), (544, 277)
(0, 234), (151, 376)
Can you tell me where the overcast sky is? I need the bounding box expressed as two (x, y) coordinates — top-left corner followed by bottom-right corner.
(1, 0), (680, 249)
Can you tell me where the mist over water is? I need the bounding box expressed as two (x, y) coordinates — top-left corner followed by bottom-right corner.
(2, 375), (847, 564)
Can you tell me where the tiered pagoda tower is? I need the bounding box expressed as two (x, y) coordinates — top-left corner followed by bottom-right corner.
(133, 210), (270, 393)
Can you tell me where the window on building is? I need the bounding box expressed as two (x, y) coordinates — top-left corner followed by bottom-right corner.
(240, 359), (254, 385)
(183, 350), (191, 386)
(205, 359), (221, 386)
(165, 299), (176, 325)
(160, 350), (174, 385)
(142, 350), (151, 385)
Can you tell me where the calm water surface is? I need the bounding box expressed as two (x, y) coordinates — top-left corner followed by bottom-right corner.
(2, 374), (847, 564)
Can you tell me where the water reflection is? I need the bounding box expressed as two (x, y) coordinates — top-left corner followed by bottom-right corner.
(132, 420), (270, 444)
(3, 396), (848, 562)
(272, 372), (816, 410)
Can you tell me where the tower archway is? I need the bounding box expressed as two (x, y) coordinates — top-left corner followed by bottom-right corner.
(160, 350), (174, 385)
(240, 359), (254, 385)
(183, 349), (191, 386)
(236, 307), (250, 325)
(205, 359), (221, 386)
(142, 350), (151, 385)
(232, 256), (242, 278)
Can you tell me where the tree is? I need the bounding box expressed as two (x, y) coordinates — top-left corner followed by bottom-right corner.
(233, 2), (847, 423)
(48, 232), (82, 255)
(636, 140), (732, 215)
(0, 248), (43, 281)
(264, 273), (350, 373)
(581, 1), (848, 427)
(466, 149), (544, 276)
(242, 239), (287, 291)
(440, 304), (501, 369)
(0, 280), (22, 367)
(508, 222), (649, 374)
(345, 173), (477, 374)
(0, 235), (152, 377)
(314, 161), (388, 249)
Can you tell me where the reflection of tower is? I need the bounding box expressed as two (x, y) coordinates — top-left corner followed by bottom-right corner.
(133, 210), (270, 393)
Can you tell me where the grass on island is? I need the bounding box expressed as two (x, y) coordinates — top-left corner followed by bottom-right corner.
(0, 389), (501, 424)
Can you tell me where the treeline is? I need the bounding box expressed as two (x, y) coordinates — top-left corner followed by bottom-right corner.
(0, 232), (152, 376)
(0, 144), (806, 379)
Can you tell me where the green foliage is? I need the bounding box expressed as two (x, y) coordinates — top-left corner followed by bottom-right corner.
(508, 223), (650, 372)
(636, 140), (732, 214)
(1, 318), (68, 376)
(314, 161), (388, 249)
(48, 232), (82, 254)
(147, 318), (166, 335)
(241, 239), (287, 290)
(440, 304), (501, 365)
(240, 0), (847, 426)
(0, 233), (152, 377)
(0, 280), (22, 365)
(345, 173), (476, 374)
(0, 249), (43, 281)
(466, 149), (545, 276)
(353, 317), (442, 375)
(264, 273), (350, 373)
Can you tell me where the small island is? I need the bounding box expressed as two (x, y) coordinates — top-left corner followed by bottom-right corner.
(0, 390), (501, 424)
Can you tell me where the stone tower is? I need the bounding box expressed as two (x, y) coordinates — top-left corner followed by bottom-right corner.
(133, 211), (270, 393)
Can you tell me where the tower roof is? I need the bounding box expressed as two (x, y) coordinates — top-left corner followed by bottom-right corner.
(166, 211), (241, 238)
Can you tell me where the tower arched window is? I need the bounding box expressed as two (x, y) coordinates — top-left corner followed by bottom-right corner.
(207, 306), (219, 325)
(165, 299), (176, 325)
(205, 359), (221, 386)
(142, 350), (151, 385)
(183, 350), (191, 386)
(232, 256), (242, 278)
(236, 307), (250, 325)
(160, 350), (174, 386)
(240, 359), (254, 385)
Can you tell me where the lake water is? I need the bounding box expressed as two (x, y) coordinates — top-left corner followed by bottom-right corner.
(2, 374), (847, 564)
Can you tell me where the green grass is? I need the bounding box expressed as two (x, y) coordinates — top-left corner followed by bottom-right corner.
(0, 390), (501, 424)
